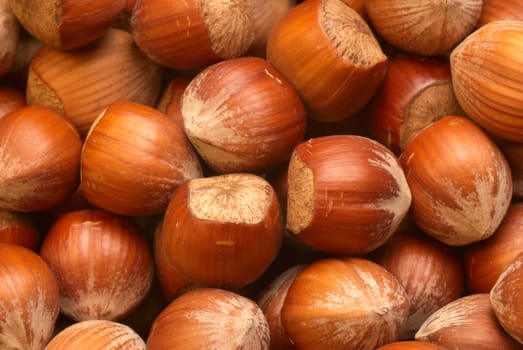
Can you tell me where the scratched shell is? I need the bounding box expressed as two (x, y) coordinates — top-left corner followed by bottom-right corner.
(286, 134), (412, 255)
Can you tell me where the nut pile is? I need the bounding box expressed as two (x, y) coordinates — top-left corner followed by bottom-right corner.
(1, 0), (523, 349)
